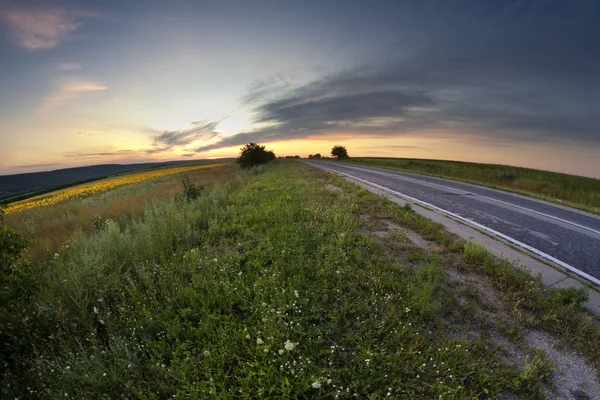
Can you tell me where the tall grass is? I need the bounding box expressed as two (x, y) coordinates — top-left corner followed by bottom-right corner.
(347, 157), (600, 215)
(3, 164), (240, 261)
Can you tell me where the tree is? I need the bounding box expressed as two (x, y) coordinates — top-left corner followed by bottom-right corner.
(308, 153), (321, 159)
(331, 145), (348, 160)
(237, 142), (276, 169)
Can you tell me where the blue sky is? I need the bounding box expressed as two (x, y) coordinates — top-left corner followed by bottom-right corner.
(1, 0), (599, 176)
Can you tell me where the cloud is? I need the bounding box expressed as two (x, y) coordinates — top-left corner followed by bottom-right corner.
(14, 162), (65, 169)
(198, 2), (600, 153)
(0, 7), (101, 50)
(149, 120), (222, 154)
(40, 81), (107, 114)
(358, 145), (420, 150)
(63, 150), (138, 158)
(76, 131), (93, 136)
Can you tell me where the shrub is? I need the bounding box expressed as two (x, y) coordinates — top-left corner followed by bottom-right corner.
(237, 142), (276, 169)
(181, 176), (203, 200)
(499, 168), (520, 180)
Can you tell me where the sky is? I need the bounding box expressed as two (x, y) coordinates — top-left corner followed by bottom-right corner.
(1, 0), (599, 177)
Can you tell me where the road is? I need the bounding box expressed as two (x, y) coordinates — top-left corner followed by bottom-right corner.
(305, 160), (600, 285)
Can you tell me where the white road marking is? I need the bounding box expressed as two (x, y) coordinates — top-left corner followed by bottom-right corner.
(314, 163), (600, 287)
(335, 163), (600, 236)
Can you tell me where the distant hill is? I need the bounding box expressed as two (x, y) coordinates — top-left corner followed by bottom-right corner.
(0, 159), (234, 202)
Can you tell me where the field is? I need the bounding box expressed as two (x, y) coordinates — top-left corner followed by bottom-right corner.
(2, 163), (239, 261)
(4, 163), (229, 214)
(2, 161), (600, 398)
(346, 157), (600, 215)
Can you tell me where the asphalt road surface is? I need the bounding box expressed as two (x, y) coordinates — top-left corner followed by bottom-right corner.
(306, 160), (600, 285)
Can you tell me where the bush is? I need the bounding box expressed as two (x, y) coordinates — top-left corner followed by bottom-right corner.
(237, 142), (276, 169)
(181, 176), (203, 200)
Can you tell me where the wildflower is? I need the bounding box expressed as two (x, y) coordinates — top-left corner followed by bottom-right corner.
(284, 340), (296, 351)
(93, 307), (98, 314)
(365, 359), (371, 365)
(256, 338), (263, 345)
(278, 349), (285, 355)
(245, 334), (251, 340)
(312, 381), (321, 389)
(103, 373), (107, 377)
(294, 290), (299, 298)
(203, 350), (210, 356)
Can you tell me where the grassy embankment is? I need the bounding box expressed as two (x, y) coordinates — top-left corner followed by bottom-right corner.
(2, 161), (599, 398)
(3, 162), (238, 261)
(345, 157), (600, 215)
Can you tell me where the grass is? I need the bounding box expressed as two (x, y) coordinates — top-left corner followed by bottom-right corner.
(3, 163), (240, 261)
(1, 160), (600, 398)
(345, 157), (600, 215)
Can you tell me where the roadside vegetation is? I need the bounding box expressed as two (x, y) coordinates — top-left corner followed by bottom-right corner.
(345, 157), (600, 215)
(3, 164), (240, 261)
(2, 160), (599, 398)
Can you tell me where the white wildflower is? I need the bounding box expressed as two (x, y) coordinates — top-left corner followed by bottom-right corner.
(284, 340), (296, 351)
(312, 381), (321, 389)
(256, 338), (263, 345)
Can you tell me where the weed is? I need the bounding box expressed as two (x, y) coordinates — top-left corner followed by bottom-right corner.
(463, 242), (493, 265)
(401, 202), (415, 213)
(181, 176), (203, 200)
(552, 286), (589, 308)
(513, 349), (554, 399)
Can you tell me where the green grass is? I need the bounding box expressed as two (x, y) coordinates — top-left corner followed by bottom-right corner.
(2, 161), (600, 398)
(345, 157), (600, 215)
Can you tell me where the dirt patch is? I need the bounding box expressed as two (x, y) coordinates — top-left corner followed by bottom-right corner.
(445, 268), (502, 308)
(525, 330), (600, 400)
(381, 219), (440, 250)
(325, 183), (343, 192)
